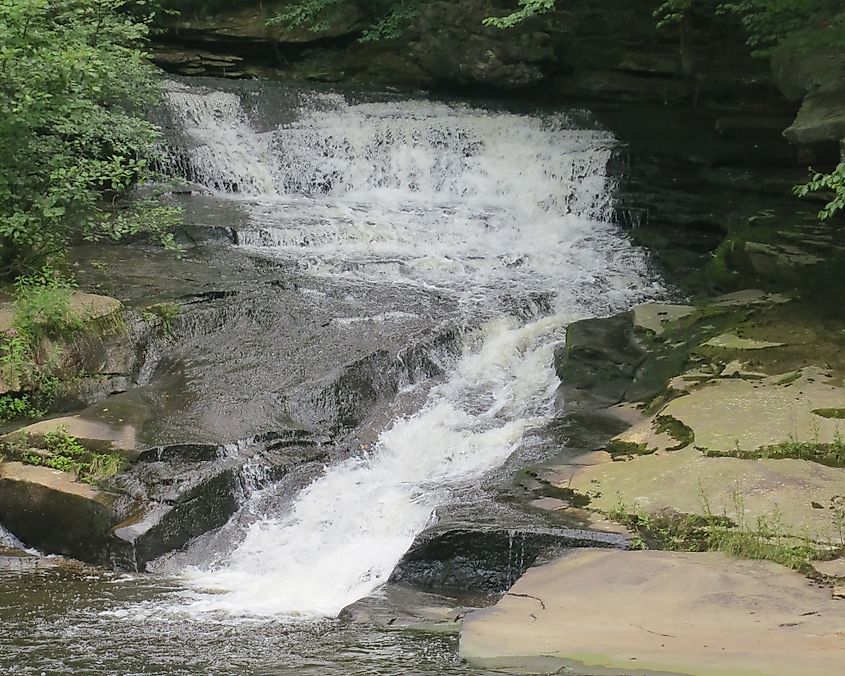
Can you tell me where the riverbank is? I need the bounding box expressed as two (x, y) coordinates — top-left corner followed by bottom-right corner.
(460, 190), (845, 672)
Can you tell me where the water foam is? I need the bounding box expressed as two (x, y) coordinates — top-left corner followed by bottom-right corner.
(161, 82), (633, 302)
(155, 81), (662, 619)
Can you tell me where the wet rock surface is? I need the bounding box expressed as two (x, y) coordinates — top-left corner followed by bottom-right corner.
(389, 522), (627, 593)
(339, 584), (489, 634)
(70, 239), (462, 448)
(0, 230), (464, 567)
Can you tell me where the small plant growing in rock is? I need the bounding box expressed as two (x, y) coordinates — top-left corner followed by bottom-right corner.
(0, 394), (44, 426)
(607, 489), (825, 576)
(1, 425), (125, 485)
(42, 426), (87, 458)
(13, 270), (82, 343)
(795, 163), (845, 222)
(142, 302), (181, 336)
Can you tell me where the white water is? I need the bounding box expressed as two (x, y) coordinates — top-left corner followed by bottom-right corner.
(156, 81), (662, 619)
(0, 523), (26, 550)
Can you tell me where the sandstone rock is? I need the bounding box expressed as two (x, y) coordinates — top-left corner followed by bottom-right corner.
(166, 1), (365, 46)
(657, 366), (845, 453)
(770, 44), (845, 151)
(813, 558), (845, 579)
(632, 302), (694, 336)
(460, 549), (845, 675)
(6, 415), (137, 455)
(566, 447), (845, 542)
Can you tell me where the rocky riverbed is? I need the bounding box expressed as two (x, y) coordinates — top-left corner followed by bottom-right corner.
(2, 1), (845, 670)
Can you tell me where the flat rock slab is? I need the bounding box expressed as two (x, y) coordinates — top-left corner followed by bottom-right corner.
(566, 447), (845, 541)
(613, 366), (845, 456)
(663, 367), (845, 453)
(710, 289), (790, 307)
(632, 303), (694, 336)
(460, 549), (845, 675)
(5, 415), (138, 455)
(702, 332), (785, 350)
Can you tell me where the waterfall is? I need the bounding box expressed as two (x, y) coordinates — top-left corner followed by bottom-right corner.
(154, 79), (662, 619)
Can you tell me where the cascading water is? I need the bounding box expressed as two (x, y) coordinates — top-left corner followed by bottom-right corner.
(154, 80), (663, 619)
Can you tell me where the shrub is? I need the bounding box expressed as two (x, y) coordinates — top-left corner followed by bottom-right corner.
(0, 0), (180, 278)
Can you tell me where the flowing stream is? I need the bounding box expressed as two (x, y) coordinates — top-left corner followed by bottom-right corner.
(0, 79), (662, 673)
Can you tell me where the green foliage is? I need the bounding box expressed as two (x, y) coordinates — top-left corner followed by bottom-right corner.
(161, 0), (253, 17)
(0, 334), (31, 388)
(794, 163), (845, 222)
(651, 0), (844, 80)
(271, 0), (559, 40)
(0, 270), (85, 423)
(269, 0), (418, 42)
(653, 0), (696, 28)
(608, 496), (824, 574)
(0, 394), (44, 426)
(358, 0), (418, 42)
(42, 426), (87, 458)
(482, 0), (555, 29)
(720, 0), (844, 54)
(12, 269), (81, 343)
(2, 425), (126, 484)
(0, 0), (180, 278)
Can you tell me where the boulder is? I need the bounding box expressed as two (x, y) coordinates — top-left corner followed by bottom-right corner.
(1, 292), (128, 398)
(0, 462), (121, 564)
(784, 85), (845, 147)
(388, 522), (626, 592)
(554, 312), (646, 412)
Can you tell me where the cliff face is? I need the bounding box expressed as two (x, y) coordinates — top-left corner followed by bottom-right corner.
(772, 45), (845, 162)
(153, 2), (842, 158)
(152, 1), (766, 102)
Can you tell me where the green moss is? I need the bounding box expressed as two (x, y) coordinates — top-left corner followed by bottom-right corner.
(703, 437), (845, 468)
(519, 468), (596, 507)
(812, 408), (845, 420)
(606, 439), (654, 458)
(776, 370), (801, 385)
(654, 414), (694, 450)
